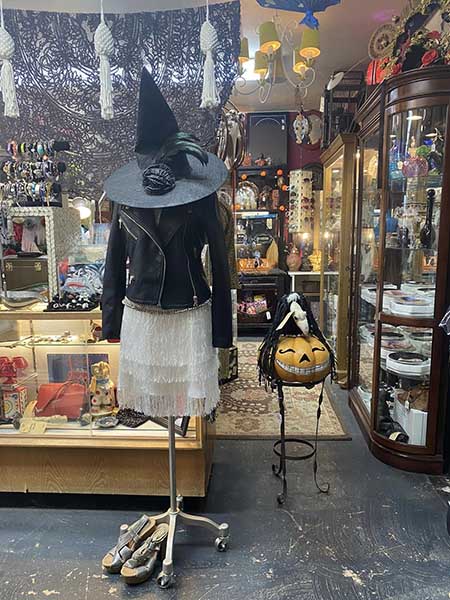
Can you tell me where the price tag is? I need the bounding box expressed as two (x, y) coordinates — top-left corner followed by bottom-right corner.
(20, 420), (47, 434)
(267, 219), (273, 229)
(266, 311), (272, 321)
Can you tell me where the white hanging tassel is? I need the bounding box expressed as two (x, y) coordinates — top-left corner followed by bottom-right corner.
(94, 0), (114, 120)
(0, 2), (19, 118)
(200, 0), (220, 110)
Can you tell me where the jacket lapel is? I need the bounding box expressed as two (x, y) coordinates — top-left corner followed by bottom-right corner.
(126, 205), (186, 248)
(157, 206), (187, 248)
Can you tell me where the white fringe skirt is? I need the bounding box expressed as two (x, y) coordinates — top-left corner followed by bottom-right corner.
(118, 300), (219, 417)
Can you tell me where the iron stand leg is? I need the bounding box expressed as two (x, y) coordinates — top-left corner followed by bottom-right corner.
(272, 382), (287, 505)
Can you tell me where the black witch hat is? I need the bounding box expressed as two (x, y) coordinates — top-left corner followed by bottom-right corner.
(104, 66), (228, 209)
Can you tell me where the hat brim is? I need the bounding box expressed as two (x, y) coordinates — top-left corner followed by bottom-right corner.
(104, 153), (229, 208)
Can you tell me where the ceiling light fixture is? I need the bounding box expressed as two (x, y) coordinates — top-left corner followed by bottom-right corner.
(234, 17), (317, 104)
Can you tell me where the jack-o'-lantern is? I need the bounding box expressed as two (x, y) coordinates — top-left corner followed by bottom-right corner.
(274, 335), (330, 384)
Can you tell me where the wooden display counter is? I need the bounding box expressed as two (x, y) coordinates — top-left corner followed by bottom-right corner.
(0, 306), (215, 496)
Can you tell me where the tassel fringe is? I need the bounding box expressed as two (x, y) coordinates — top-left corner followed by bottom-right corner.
(0, 21), (19, 118)
(0, 58), (19, 118)
(98, 54), (114, 120)
(94, 17), (114, 120)
(200, 18), (220, 110)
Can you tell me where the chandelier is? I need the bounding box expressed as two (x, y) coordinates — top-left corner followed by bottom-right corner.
(234, 16), (320, 104)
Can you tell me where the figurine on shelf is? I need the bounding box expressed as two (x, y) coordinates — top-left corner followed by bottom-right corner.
(254, 154), (268, 167)
(286, 245), (302, 272)
(389, 137), (403, 177)
(89, 361), (115, 416)
(420, 188), (436, 250)
(402, 138), (429, 178)
(11, 356), (28, 377)
(0, 360), (17, 385)
(426, 128), (444, 174)
(242, 153), (252, 167)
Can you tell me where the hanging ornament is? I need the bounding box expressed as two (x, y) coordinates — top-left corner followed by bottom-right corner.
(0, 1), (19, 118)
(200, 0), (220, 110)
(94, 0), (114, 120)
(256, 0), (341, 29)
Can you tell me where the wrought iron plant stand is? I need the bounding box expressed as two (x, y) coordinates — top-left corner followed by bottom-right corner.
(271, 379), (329, 505)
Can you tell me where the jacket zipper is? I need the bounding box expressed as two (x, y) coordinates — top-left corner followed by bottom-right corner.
(120, 209), (166, 306)
(184, 223), (198, 307)
(119, 215), (137, 240)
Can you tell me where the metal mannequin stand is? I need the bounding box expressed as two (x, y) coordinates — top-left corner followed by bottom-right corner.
(152, 417), (230, 589)
(272, 380), (329, 505)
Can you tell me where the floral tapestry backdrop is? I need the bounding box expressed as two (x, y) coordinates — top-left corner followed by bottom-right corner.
(0, 2), (240, 200)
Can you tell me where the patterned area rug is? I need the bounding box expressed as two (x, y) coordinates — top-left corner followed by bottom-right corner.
(216, 342), (350, 440)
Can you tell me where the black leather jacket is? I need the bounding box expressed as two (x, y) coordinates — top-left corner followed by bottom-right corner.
(102, 194), (232, 348)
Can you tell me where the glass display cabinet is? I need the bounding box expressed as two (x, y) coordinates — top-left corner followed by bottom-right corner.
(320, 133), (357, 386)
(349, 86), (383, 426)
(0, 306), (213, 495)
(350, 67), (450, 474)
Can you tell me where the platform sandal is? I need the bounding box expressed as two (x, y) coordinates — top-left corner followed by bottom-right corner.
(121, 523), (170, 585)
(102, 515), (156, 574)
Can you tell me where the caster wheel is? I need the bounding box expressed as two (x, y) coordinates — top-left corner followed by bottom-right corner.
(157, 573), (174, 589)
(215, 537), (229, 552)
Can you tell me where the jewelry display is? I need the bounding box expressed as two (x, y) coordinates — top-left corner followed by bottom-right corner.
(46, 292), (99, 312)
(1, 139), (69, 208)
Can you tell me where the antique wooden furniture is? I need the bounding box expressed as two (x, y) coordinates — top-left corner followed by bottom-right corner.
(320, 133), (357, 386)
(349, 67), (450, 474)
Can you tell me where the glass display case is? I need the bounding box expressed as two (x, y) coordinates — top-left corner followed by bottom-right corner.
(350, 67), (450, 474)
(0, 306), (213, 495)
(349, 87), (383, 420)
(320, 133), (357, 386)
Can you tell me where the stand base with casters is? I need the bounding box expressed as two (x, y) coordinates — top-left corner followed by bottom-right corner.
(153, 416), (229, 589)
(152, 495), (230, 589)
(102, 416), (230, 590)
(272, 380), (329, 505)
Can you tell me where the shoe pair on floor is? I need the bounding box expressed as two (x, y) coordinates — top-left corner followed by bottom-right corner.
(102, 515), (169, 585)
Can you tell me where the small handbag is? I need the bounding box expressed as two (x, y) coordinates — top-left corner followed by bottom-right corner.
(35, 380), (88, 420)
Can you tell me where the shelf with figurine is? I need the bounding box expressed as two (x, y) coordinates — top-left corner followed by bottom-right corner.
(234, 164), (290, 332)
(0, 314), (200, 445)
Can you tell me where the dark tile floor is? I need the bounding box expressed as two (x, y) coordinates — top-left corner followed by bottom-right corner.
(1, 388), (450, 600)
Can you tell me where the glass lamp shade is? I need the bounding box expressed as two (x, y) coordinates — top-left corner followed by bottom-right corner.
(259, 21), (281, 54)
(72, 197), (92, 220)
(293, 48), (307, 76)
(299, 28), (320, 59)
(239, 37), (250, 64)
(254, 50), (268, 77)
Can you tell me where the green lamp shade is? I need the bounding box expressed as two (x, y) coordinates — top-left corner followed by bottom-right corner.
(239, 37), (250, 64)
(293, 48), (307, 75)
(254, 50), (268, 76)
(299, 28), (320, 59)
(259, 21), (281, 54)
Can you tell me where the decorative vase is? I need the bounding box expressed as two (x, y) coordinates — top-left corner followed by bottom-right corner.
(286, 247), (302, 272)
(420, 188), (436, 249)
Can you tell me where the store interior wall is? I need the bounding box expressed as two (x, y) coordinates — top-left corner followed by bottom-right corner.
(0, 2), (240, 201)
